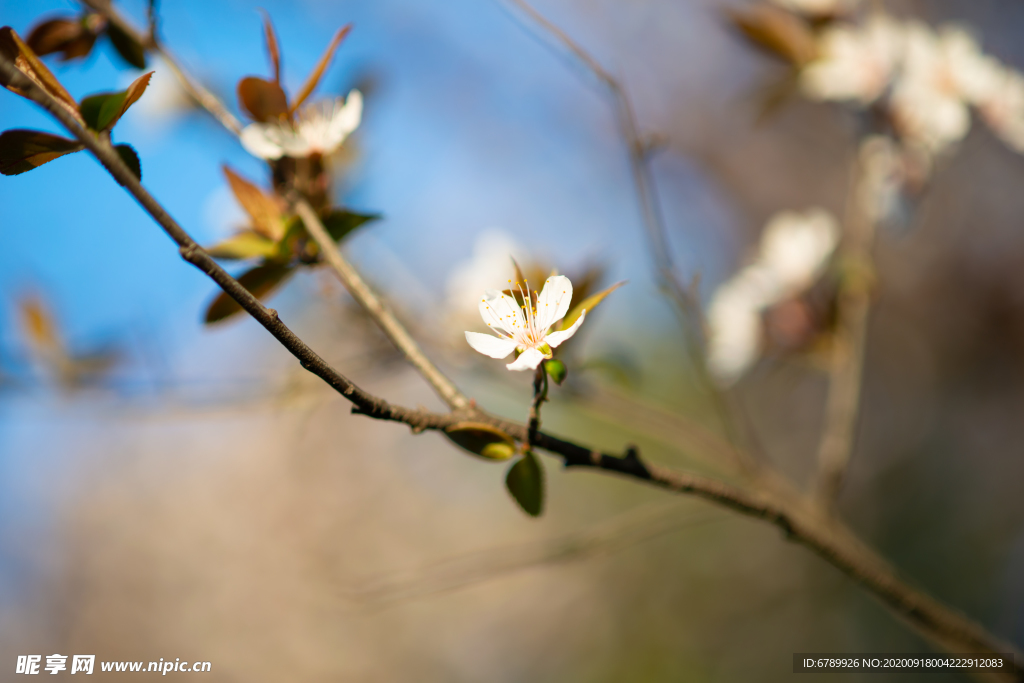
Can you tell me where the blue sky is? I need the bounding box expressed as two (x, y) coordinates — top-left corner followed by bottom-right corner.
(0, 0), (734, 363)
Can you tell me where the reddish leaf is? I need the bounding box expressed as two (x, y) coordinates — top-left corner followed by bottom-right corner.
(290, 24), (351, 113)
(726, 6), (817, 67)
(26, 18), (85, 58)
(19, 296), (59, 351)
(0, 128), (82, 175)
(260, 10), (282, 85)
(222, 165), (285, 240)
(204, 263), (293, 324)
(237, 76), (288, 122)
(57, 32), (98, 62)
(0, 27), (82, 122)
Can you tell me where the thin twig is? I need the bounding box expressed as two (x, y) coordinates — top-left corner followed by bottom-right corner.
(334, 502), (722, 607)
(814, 139), (880, 510)
(294, 199), (470, 410)
(81, 0), (471, 411)
(503, 0), (761, 473)
(504, 0), (693, 320)
(146, 0), (158, 45)
(80, 0), (243, 135)
(5, 35), (1023, 681)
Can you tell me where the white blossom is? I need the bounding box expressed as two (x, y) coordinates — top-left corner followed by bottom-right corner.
(240, 89), (362, 160)
(888, 24), (986, 154)
(974, 66), (1024, 153)
(707, 209), (839, 384)
(445, 230), (526, 326)
(466, 275), (584, 371)
(801, 15), (906, 105)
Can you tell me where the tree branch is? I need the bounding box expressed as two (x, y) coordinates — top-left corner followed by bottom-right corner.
(4, 33), (1022, 682)
(294, 199), (469, 410)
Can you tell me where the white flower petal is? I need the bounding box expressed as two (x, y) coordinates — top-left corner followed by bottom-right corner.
(326, 89), (362, 148)
(706, 293), (762, 385)
(506, 347), (546, 371)
(534, 275), (573, 331)
(801, 15), (904, 104)
(479, 291), (525, 336)
(465, 332), (517, 359)
(759, 208), (839, 293)
(544, 310), (585, 348)
(240, 124), (286, 160)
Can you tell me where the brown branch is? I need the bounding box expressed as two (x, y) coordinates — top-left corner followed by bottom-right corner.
(82, 0), (470, 411)
(293, 199), (469, 410)
(80, 0), (243, 135)
(4, 36), (1022, 681)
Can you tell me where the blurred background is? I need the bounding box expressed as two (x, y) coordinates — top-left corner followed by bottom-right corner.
(1, 0), (1023, 680)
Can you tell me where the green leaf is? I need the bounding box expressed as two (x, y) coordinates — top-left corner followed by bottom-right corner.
(206, 231), (279, 260)
(545, 359), (567, 385)
(444, 422), (517, 461)
(0, 128), (82, 175)
(105, 21), (146, 69)
(557, 280), (626, 331)
(505, 451), (545, 517)
(79, 72), (152, 131)
(80, 92), (123, 131)
(204, 262), (293, 324)
(113, 144), (141, 183)
(320, 209), (380, 242)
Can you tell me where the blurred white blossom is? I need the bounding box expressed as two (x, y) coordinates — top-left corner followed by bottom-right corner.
(118, 57), (191, 130)
(240, 90), (362, 160)
(801, 14), (1024, 159)
(801, 15), (905, 105)
(707, 209), (839, 384)
(973, 66), (1024, 153)
(889, 25), (989, 153)
(445, 230), (526, 328)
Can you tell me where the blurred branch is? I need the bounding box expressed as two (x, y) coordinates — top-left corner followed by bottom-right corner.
(504, 0), (694, 320)
(502, 0), (762, 474)
(146, 0), (158, 46)
(338, 503), (723, 606)
(79, 0), (243, 135)
(294, 199), (470, 410)
(814, 140), (879, 510)
(5, 32), (1023, 681)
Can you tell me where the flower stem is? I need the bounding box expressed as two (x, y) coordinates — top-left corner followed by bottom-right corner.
(527, 361), (549, 448)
